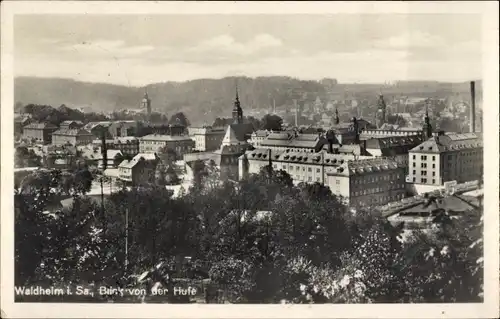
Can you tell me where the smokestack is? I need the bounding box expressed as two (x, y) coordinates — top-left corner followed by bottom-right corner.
(101, 129), (107, 171)
(294, 100), (298, 127)
(470, 81), (476, 133)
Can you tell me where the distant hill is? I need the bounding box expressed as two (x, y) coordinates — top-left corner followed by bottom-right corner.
(14, 76), (481, 126)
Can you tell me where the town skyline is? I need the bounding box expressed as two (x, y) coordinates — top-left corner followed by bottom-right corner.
(15, 14), (481, 86)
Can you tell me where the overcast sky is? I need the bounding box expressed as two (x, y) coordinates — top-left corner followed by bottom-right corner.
(14, 14), (482, 86)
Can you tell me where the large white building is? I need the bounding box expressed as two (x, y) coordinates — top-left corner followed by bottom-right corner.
(407, 132), (483, 191)
(239, 148), (405, 206)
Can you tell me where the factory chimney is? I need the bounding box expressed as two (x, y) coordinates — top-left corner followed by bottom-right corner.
(294, 99), (298, 127)
(470, 81), (476, 133)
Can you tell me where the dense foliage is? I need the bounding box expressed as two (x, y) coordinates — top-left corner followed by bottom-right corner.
(14, 165), (483, 303)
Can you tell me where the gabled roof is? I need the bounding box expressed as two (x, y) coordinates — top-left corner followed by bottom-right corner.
(24, 122), (58, 130)
(364, 135), (425, 155)
(60, 120), (84, 126)
(410, 133), (483, 154)
(118, 153), (157, 169)
(221, 123), (253, 146)
(52, 129), (93, 136)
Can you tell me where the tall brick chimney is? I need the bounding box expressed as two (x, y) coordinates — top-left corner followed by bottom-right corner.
(470, 81), (476, 133)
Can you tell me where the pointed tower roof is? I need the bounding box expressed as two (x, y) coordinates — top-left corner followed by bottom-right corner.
(221, 125), (241, 146)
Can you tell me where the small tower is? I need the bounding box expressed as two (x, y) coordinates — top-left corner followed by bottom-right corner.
(334, 107), (340, 125)
(376, 94), (387, 128)
(141, 88), (152, 120)
(422, 103), (433, 139)
(232, 84), (243, 124)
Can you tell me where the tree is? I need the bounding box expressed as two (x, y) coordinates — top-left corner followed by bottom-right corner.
(260, 114), (283, 131)
(169, 112), (190, 127)
(15, 146), (42, 168)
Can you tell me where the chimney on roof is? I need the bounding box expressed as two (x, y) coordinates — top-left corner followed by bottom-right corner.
(470, 81), (476, 133)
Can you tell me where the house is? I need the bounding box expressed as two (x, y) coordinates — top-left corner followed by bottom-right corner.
(51, 129), (94, 146)
(139, 134), (195, 158)
(189, 126), (226, 151)
(59, 120), (84, 130)
(118, 153), (159, 185)
(22, 122), (58, 144)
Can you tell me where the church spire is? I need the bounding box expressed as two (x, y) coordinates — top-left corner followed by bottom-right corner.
(423, 100), (433, 139)
(232, 80), (243, 124)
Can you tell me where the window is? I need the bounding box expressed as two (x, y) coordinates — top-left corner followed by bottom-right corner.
(308, 167), (312, 172)
(432, 164), (435, 169)
(336, 180), (340, 185)
(412, 155), (416, 160)
(296, 166), (299, 171)
(421, 178), (427, 183)
(412, 170), (416, 175)
(316, 168), (320, 173)
(421, 155), (427, 160)
(308, 176), (312, 182)
(412, 177), (416, 182)
(432, 172), (435, 176)
(421, 170), (427, 176)
(413, 162), (416, 167)
(421, 163), (427, 168)
(316, 177), (320, 182)
(432, 156), (436, 161)
(432, 179), (436, 184)
(302, 167), (305, 171)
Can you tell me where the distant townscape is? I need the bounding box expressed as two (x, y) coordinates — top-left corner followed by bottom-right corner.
(14, 77), (483, 304)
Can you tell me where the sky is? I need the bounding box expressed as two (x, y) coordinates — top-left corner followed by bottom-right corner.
(14, 14), (482, 86)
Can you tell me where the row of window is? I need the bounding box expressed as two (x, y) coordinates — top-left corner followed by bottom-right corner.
(352, 183), (403, 196)
(412, 155), (436, 161)
(411, 177), (436, 184)
(352, 173), (401, 184)
(412, 170), (436, 177)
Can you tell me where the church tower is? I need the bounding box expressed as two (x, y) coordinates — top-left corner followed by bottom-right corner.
(376, 94), (387, 128)
(334, 107), (340, 125)
(141, 88), (152, 120)
(422, 103), (433, 139)
(232, 85), (243, 124)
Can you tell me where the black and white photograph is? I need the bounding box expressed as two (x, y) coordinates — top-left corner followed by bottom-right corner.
(1, 1), (499, 318)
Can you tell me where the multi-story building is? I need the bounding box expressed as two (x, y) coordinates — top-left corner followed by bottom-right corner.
(114, 136), (140, 157)
(139, 134), (195, 157)
(327, 157), (406, 206)
(239, 148), (372, 185)
(118, 153), (158, 185)
(407, 131), (483, 187)
(51, 129), (94, 146)
(189, 126), (226, 151)
(22, 122), (58, 144)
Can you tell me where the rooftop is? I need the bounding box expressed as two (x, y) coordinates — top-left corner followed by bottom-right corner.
(410, 133), (483, 153)
(52, 129), (93, 136)
(140, 134), (192, 141)
(24, 122), (58, 129)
